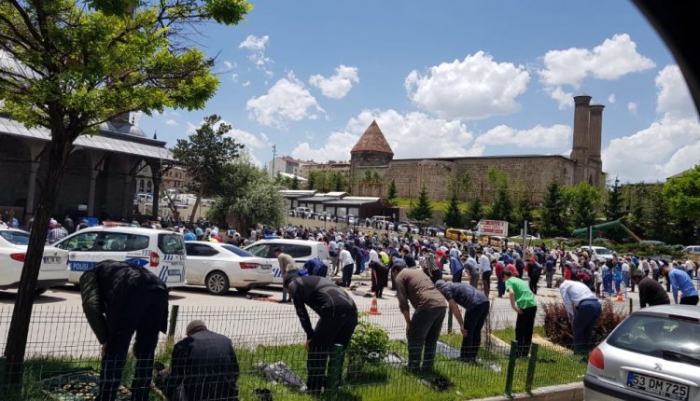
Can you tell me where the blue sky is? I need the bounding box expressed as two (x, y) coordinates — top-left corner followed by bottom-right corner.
(139, 0), (700, 183)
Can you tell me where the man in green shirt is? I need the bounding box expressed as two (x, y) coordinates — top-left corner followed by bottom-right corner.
(504, 270), (537, 358)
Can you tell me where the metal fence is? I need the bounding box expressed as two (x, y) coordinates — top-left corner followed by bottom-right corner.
(0, 302), (592, 401)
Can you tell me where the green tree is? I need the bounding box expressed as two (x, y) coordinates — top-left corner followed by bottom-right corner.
(647, 189), (671, 241)
(663, 165), (700, 225)
(408, 185), (434, 221)
(0, 0), (251, 377)
(606, 176), (624, 221)
(465, 198), (483, 228)
(540, 181), (567, 237)
(626, 185), (648, 239)
(387, 179), (398, 203)
(306, 171), (316, 190)
(565, 182), (602, 229)
(443, 192), (463, 228)
(490, 187), (513, 222)
(172, 115), (243, 222)
(513, 198), (534, 230)
(291, 175), (300, 190)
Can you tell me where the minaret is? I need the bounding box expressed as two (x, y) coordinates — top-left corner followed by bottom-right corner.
(588, 104), (604, 162)
(570, 95), (592, 183)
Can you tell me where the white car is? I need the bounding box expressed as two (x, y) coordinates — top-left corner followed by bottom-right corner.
(0, 228), (69, 294)
(53, 226), (186, 287)
(184, 242), (272, 295)
(244, 239), (331, 284)
(583, 246), (615, 263)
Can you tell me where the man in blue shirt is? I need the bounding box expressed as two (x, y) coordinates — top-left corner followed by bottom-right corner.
(449, 256), (464, 283)
(303, 258), (328, 278)
(435, 280), (489, 362)
(662, 264), (699, 305)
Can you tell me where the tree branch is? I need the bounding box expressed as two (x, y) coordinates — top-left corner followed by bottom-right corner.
(7, 0), (42, 45)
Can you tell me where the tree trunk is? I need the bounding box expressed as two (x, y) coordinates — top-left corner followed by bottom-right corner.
(188, 185), (204, 223)
(4, 137), (72, 385)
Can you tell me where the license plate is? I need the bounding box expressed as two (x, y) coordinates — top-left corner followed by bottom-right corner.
(167, 269), (181, 276)
(627, 372), (689, 401)
(261, 264), (272, 270)
(43, 256), (61, 264)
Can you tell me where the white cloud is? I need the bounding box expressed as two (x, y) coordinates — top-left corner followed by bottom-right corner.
(223, 61), (234, 70)
(608, 94), (616, 104)
(539, 34), (655, 108)
(239, 35), (273, 75)
(185, 120), (269, 152)
(627, 102), (638, 114)
(242, 80), (251, 87)
(291, 109), (474, 162)
(165, 119), (178, 126)
(603, 65), (700, 182)
(308, 65), (359, 99)
(231, 73), (238, 83)
(474, 124), (572, 149)
(405, 51), (530, 120)
(246, 72), (324, 127)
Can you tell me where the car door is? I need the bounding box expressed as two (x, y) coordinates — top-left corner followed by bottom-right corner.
(283, 244), (313, 268)
(246, 243), (281, 280)
(55, 231), (99, 283)
(184, 243), (219, 285)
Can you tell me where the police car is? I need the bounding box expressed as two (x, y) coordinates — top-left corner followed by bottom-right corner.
(244, 238), (331, 284)
(53, 226), (186, 287)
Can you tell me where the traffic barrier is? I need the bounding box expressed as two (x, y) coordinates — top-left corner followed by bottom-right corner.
(368, 294), (381, 315)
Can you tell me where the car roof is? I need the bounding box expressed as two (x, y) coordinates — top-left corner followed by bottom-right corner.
(0, 228), (29, 234)
(249, 238), (320, 245)
(633, 304), (700, 318)
(76, 226), (181, 236)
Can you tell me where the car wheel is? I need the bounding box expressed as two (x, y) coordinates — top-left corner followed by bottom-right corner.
(235, 287), (251, 294)
(35, 288), (48, 296)
(205, 271), (230, 295)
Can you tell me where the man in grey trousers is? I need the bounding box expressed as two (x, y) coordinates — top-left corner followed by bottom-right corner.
(392, 261), (447, 373)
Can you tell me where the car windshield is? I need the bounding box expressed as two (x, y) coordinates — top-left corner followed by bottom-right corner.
(608, 314), (700, 362)
(0, 230), (30, 245)
(594, 248), (612, 255)
(221, 244), (254, 257)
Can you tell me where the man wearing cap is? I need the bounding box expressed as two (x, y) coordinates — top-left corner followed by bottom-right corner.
(556, 276), (601, 355)
(435, 280), (489, 362)
(283, 270), (358, 394)
(392, 261), (447, 373)
(80, 260), (169, 401)
(157, 320), (240, 401)
(662, 263), (699, 305)
(632, 269), (670, 308)
(274, 248), (296, 303)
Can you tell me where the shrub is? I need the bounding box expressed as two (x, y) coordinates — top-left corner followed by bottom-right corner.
(347, 320), (389, 374)
(542, 299), (627, 347)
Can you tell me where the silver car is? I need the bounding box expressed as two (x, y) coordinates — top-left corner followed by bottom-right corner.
(584, 305), (700, 401)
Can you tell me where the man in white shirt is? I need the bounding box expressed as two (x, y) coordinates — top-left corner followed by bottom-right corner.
(557, 277), (601, 355)
(328, 240), (339, 275)
(339, 246), (355, 287)
(621, 259), (630, 289)
(369, 247), (380, 264)
(476, 249), (492, 297)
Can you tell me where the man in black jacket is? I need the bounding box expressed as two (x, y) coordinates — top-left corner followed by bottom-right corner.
(80, 260), (169, 401)
(157, 320), (239, 401)
(633, 270), (670, 308)
(284, 270), (358, 394)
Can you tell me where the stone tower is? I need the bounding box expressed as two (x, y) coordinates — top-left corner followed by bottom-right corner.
(569, 95), (604, 187)
(350, 120), (394, 194)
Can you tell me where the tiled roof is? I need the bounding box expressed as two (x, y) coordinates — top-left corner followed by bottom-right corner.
(350, 120), (393, 155)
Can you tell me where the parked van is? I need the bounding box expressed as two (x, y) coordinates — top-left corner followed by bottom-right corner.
(445, 228), (473, 242)
(244, 239), (331, 284)
(53, 226), (186, 287)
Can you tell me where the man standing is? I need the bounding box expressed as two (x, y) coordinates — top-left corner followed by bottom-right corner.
(284, 270), (358, 394)
(632, 270), (670, 308)
(338, 245), (355, 288)
(328, 239), (339, 276)
(80, 260), (169, 401)
(526, 257), (542, 295)
(504, 270), (537, 358)
(274, 248), (296, 303)
(156, 320), (239, 401)
(435, 280), (490, 362)
(477, 249), (492, 297)
(545, 257), (555, 289)
(449, 255), (464, 283)
(557, 277), (601, 355)
(662, 264), (699, 305)
(368, 260), (389, 298)
(392, 262), (447, 373)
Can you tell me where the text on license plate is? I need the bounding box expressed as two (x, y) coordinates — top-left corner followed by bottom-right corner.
(261, 264), (272, 270)
(43, 256), (61, 264)
(627, 372), (689, 401)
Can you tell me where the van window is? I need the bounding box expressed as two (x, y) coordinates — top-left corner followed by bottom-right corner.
(185, 243), (219, 257)
(158, 234), (185, 254)
(92, 233), (150, 252)
(61, 232), (99, 251)
(283, 244), (312, 258)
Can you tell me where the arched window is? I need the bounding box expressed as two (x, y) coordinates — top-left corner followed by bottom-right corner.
(146, 180), (152, 193)
(139, 180), (145, 193)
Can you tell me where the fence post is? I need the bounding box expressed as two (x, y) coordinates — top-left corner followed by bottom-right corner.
(327, 344), (345, 397)
(525, 343), (539, 394)
(504, 340), (518, 398)
(447, 311), (453, 334)
(168, 305), (180, 339)
(629, 297), (633, 314)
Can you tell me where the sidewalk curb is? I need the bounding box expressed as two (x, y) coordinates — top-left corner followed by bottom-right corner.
(473, 382), (583, 401)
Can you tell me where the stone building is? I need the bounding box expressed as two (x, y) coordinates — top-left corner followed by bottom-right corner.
(350, 94), (605, 203)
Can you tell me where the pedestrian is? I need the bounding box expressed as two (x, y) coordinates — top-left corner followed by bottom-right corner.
(392, 261), (447, 373)
(368, 260), (389, 298)
(46, 219), (68, 244)
(328, 239), (339, 276)
(435, 280), (490, 362)
(661, 264), (699, 305)
(419, 248), (442, 283)
(632, 270), (670, 308)
(476, 249), (492, 297)
(284, 270), (358, 394)
(303, 257), (328, 278)
(503, 270), (537, 358)
(449, 255), (464, 283)
(593, 267), (602, 298)
(64, 215), (75, 234)
(556, 277), (601, 355)
(274, 248), (296, 303)
(80, 260), (169, 401)
(155, 320), (239, 401)
(463, 254), (479, 288)
(526, 257), (541, 295)
(545, 257), (555, 289)
(339, 245), (355, 288)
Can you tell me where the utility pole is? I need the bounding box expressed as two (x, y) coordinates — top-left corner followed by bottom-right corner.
(271, 144), (277, 179)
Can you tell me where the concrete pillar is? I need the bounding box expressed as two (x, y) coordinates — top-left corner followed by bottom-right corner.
(151, 176), (161, 220)
(24, 161), (40, 222)
(87, 170), (99, 216)
(588, 104), (605, 161)
(122, 175), (133, 218)
(570, 95), (592, 162)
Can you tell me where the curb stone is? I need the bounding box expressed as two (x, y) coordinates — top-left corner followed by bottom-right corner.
(473, 382), (583, 401)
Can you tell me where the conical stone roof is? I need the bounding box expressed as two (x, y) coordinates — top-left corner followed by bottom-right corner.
(350, 120), (394, 155)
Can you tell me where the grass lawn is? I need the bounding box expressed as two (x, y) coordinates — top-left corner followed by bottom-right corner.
(12, 334), (586, 401)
